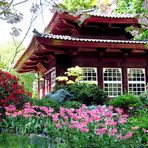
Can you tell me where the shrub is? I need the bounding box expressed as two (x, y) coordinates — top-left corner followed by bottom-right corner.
(129, 108), (148, 129)
(63, 101), (82, 109)
(139, 91), (148, 107)
(0, 70), (31, 109)
(108, 93), (141, 110)
(54, 83), (107, 105)
(31, 98), (61, 112)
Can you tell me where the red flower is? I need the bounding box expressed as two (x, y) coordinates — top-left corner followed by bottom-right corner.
(0, 70), (31, 109)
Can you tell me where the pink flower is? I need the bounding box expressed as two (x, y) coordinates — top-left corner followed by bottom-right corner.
(109, 128), (117, 136)
(115, 108), (123, 115)
(108, 106), (113, 111)
(11, 113), (18, 118)
(5, 105), (16, 112)
(132, 126), (138, 130)
(109, 121), (117, 126)
(69, 125), (75, 129)
(118, 118), (126, 124)
(124, 132), (133, 139)
(52, 114), (59, 122)
(60, 107), (65, 115)
(55, 123), (62, 128)
(143, 129), (148, 133)
(79, 128), (89, 133)
(117, 133), (123, 140)
(96, 128), (107, 135)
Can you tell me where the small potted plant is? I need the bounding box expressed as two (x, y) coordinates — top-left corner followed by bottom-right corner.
(56, 76), (68, 85)
(65, 66), (83, 81)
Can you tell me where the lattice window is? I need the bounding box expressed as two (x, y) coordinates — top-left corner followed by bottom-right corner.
(103, 68), (122, 97)
(82, 67), (97, 84)
(128, 68), (146, 95)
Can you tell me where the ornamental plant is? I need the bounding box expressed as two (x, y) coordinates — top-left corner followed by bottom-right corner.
(0, 70), (31, 109)
(3, 104), (147, 147)
(108, 93), (141, 111)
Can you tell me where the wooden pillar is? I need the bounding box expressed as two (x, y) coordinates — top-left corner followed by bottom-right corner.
(98, 66), (103, 89)
(122, 67), (128, 94)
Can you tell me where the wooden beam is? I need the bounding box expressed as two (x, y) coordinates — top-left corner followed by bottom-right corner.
(36, 37), (147, 50)
(14, 37), (38, 71)
(121, 49), (133, 57)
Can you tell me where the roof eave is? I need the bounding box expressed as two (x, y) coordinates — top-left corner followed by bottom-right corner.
(14, 37), (38, 72)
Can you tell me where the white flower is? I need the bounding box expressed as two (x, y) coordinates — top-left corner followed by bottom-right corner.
(10, 27), (22, 37)
(109, 0), (116, 5)
(110, 3), (117, 11)
(79, 14), (86, 23)
(30, 4), (39, 13)
(130, 30), (139, 36)
(138, 17), (148, 26)
(6, 13), (23, 24)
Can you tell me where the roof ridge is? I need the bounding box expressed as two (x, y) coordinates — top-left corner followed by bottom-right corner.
(33, 30), (148, 44)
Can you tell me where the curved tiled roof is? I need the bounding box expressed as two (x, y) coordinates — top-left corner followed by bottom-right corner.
(76, 8), (136, 18)
(88, 10), (136, 18)
(33, 29), (148, 44)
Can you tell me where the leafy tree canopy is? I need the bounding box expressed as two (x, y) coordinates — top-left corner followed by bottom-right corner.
(0, 0), (147, 40)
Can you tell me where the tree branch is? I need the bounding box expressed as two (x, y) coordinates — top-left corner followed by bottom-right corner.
(9, 12), (40, 72)
(13, 0), (29, 6)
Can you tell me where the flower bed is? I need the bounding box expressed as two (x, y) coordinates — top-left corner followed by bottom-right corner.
(1, 103), (147, 147)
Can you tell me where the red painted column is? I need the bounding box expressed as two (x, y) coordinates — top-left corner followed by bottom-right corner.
(122, 67), (128, 94)
(98, 66), (103, 89)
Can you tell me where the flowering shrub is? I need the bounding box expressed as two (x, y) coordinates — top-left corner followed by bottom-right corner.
(0, 70), (31, 109)
(2, 103), (147, 147)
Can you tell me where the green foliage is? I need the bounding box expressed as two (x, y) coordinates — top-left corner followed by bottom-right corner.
(134, 29), (148, 40)
(0, 131), (49, 148)
(65, 66), (83, 77)
(59, 0), (97, 12)
(63, 101), (82, 109)
(129, 108), (148, 129)
(115, 0), (144, 14)
(56, 66), (83, 85)
(139, 91), (148, 107)
(32, 98), (61, 112)
(55, 83), (107, 105)
(109, 93), (141, 109)
(18, 73), (37, 93)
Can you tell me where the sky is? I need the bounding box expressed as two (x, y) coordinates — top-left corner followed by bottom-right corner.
(0, 0), (53, 48)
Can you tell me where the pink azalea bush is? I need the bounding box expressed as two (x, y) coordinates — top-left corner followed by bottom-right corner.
(3, 103), (145, 147)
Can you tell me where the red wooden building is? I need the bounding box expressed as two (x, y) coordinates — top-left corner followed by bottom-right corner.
(14, 10), (148, 98)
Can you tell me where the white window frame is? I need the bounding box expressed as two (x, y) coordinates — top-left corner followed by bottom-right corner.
(127, 68), (146, 95)
(51, 70), (56, 90)
(44, 67), (56, 94)
(103, 68), (122, 97)
(81, 67), (98, 85)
